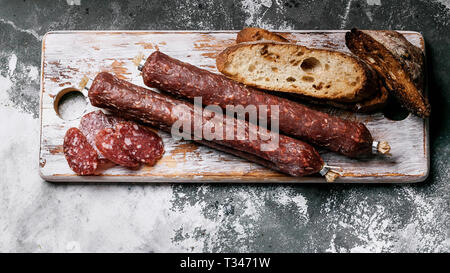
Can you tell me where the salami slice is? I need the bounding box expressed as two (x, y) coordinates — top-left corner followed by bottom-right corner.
(94, 128), (140, 168)
(63, 127), (98, 175)
(79, 110), (124, 160)
(115, 122), (164, 165)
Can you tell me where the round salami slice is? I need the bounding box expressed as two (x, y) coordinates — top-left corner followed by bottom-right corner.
(79, 110), (124, 160)
(63, 127), (98, 175)
(115, 122), (164, 165)
(94, 128), (139, 168)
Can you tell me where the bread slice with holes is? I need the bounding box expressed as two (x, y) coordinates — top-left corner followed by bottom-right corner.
(216, 42), (379, 103)
(234, 28), (388, 112)
(345, 28), (430, 117)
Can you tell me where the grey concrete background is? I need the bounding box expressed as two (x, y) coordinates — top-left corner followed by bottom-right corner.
(0, 0), (449, 252)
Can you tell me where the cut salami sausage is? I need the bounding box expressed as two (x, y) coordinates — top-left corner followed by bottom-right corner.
(94, 128), (140, 168)
(88, 72), (330, 178)
(79, 110), (124, 161)
(63, 127), (98, 175)
(115, 122), (164, 166)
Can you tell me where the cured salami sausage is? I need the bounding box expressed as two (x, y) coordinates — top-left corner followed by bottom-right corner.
(88, 72), (331, 178)
(63, 127), (98, 175)
(115, 122), (164, 166)
(79, 110), (124, 162)
(140, 51), (389, 157)
(94, 128), (140, 168)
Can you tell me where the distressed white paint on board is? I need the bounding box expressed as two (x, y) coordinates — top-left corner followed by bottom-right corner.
(39, 30), (429, 183)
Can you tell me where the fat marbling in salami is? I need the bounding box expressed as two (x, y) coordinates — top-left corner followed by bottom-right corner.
(79, 110), (124, 161)
(95, 127), (140, 168)
(115, 121), (164, 166)
(63, 127), (99, 175)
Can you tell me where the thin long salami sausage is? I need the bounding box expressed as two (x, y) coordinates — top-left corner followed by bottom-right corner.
(88, 72), (334, 178)
(140, 51), (389, 157)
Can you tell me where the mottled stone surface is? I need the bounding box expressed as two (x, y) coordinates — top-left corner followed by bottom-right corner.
(0, 0), (449, 252)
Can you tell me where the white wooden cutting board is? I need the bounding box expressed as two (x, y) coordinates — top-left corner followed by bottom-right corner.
(39, 30), (429, 183)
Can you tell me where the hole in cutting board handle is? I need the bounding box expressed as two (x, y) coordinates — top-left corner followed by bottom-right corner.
(53, 88), (88, 121)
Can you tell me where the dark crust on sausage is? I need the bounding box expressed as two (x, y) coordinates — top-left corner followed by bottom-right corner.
(89, 72), (324, 177)
(196, 139), (284, 173)
(142, 51), (374, 157)
(345, 28), (430, 118)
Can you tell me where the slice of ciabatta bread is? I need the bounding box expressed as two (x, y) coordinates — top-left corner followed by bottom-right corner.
(216, 42), (379, 103)
(236, 27), (289, 43)
(345, 28), (430, 117)
(234, 27), (388, 112)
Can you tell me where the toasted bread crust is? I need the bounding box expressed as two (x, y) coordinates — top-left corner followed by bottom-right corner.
(345, 28), (430, 117)
(301, 84), (388, 112)
(216, 41), (379, 103)
(236, 28), (290, 43)
(332, 67), (388, 112)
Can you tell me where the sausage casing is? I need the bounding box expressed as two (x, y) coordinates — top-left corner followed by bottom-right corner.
(141, 51), (374, 157)
(88, 72), (324, 176)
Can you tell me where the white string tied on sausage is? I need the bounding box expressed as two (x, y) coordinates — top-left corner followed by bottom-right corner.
(372, 141), (379, 154)
(133, 52), (146, 71)
(372, 141), (391, 155)
(138, 59), (146, 71)
(79, 76), (93, 97)
(320, 164), (343, 182)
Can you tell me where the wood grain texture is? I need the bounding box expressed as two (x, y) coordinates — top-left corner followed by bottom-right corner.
(39, 30), (429, 183)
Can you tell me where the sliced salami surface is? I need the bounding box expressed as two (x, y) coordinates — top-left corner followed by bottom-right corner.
(63, 127), (98, 175)
(79, 110), (124, 160)
(94, 128), (140, 168)
(115, 122), (164, 166)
